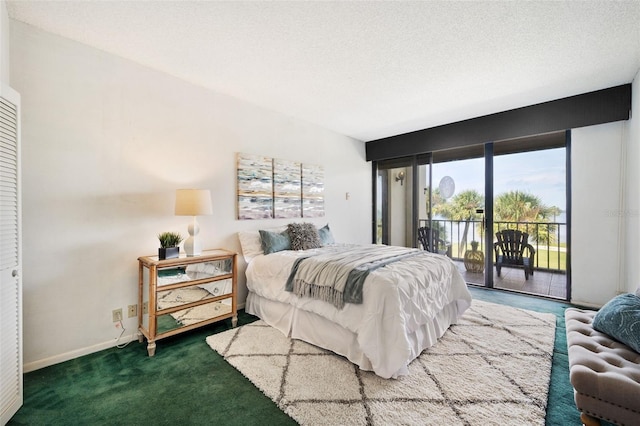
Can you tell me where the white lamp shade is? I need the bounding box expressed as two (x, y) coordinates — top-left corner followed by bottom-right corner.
(175, 189), (213, 216)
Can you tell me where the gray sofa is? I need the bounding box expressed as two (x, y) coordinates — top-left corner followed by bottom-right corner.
(565, 308), (640, 425)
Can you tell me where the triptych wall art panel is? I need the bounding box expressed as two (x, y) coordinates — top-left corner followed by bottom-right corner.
(302, 164), (325, 218)
(237, 153), (324, 220)
(237, 154), (274, 220)
(273, 159), (302, 219)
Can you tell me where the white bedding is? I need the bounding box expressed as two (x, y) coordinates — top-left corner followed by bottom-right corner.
(245, 244), (472, 378)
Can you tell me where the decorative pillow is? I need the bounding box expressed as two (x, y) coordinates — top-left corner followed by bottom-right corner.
(592, 293), (640, 353)
(318, 224), (335, 246)
(287, 222), (322, 251)
(237, 231), (263, 262)
(259, 230), (291, 255)
(237, 226), (287, 262)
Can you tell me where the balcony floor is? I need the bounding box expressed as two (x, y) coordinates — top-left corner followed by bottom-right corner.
(452, 260), (567, 300)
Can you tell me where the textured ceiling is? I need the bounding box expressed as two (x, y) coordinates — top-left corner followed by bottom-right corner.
(7, 1), (640, 142)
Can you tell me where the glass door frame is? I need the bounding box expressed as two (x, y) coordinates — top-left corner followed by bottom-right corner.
(484, 143), (494, 288)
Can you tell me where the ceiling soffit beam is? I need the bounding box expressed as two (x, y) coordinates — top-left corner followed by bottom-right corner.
(365, 84), (632, 162)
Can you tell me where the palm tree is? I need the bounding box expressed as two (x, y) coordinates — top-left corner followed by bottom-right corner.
(494, 190), (559, 245)
(423, 186), (448, 241)
(434, 190), (484, 257)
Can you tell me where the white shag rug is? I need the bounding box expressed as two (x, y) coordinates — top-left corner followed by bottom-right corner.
(206, 299), (556, 426)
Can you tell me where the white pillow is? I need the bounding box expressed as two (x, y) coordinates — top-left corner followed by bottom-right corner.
(237, 226), (287, 263)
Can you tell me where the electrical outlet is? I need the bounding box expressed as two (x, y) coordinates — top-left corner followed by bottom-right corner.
(112, 308), (123, 322)
(128, 304), (137, 318)
(143, 301), (149, 314)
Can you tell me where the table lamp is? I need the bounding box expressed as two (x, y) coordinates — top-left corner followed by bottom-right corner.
(175, 189), (213, 256)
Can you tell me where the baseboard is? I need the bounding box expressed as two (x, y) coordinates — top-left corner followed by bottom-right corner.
(24, 303), (246, 373)
(24, 333), (138, 373)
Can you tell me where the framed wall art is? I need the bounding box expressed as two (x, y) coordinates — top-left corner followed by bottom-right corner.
(302, 163), (324, 218)
(236, 153), (324, 220)
(236, 153), (274, 220)
(273, 158), (302, 219)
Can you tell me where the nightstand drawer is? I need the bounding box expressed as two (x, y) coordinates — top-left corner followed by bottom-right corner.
(157, 259), (233, 287)
(156, 289), (233, 335)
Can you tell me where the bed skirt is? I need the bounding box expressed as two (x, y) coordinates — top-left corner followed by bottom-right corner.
(245, 291), (463, 378)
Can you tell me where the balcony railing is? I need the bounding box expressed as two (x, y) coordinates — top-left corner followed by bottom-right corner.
(418, 219), (567, 273)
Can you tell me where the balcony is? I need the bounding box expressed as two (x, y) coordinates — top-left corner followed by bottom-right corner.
(419, 219), (567, 300)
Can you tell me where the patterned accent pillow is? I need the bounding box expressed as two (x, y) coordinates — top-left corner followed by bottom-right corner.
(259, 230), (291, 255)
(287, 223), (321, 251)
(592, 293), (640, 353)
(318, 224), (335, 246)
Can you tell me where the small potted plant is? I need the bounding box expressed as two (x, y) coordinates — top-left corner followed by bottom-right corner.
(157, 232), (183, 260)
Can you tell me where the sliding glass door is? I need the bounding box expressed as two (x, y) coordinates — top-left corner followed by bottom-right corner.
(373, 132), (570, 300)
(492, 145), (568, 298)
(428, 153), (485, 285)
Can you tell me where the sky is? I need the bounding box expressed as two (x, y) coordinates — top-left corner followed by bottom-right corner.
(432, 147), (567, 211)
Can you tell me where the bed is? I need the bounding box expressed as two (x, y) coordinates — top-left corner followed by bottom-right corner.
(239, 225), (472, 379)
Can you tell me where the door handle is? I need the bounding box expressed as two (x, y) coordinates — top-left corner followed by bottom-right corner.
(12, 269), (18, 277)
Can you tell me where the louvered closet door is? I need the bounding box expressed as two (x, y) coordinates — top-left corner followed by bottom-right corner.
(0, 86), (21, 425)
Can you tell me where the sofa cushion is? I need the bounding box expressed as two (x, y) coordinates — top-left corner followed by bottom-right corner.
(592, 293), (640, 353)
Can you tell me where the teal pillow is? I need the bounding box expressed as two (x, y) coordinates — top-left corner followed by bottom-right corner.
(259, 230), (291, 255)
(318, 224), (335, 246)
(592, 293), (640, 353)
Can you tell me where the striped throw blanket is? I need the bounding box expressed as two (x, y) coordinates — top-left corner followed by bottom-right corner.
(285, 245), (422, 309)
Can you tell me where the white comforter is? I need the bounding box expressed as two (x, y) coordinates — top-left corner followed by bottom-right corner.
(246, 244), (472, 378)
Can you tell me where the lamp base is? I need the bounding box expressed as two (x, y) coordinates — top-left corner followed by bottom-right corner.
(184, 218), (202, 257)
(183, 237), (202, 257)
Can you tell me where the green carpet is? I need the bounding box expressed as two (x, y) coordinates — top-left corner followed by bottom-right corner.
(8, 287), (602, 425)
(8, 312), (295, 426)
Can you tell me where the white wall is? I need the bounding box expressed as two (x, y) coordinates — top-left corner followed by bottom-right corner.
(571, 122), (625, 306)
(10, 21), (371, 370)
(624, 70), (640, 294)
(572, 74), (640, 304)
(0, 0), (8, 84)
